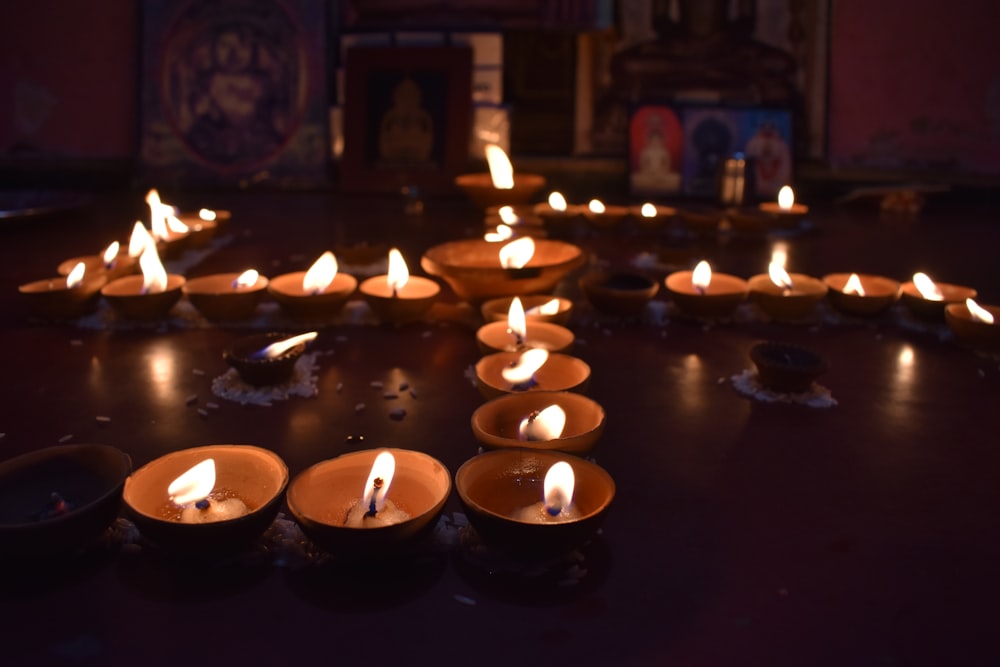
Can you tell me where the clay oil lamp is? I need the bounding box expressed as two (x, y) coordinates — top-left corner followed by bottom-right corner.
(476, 296), (574, 355)
(286, 448), (451, 556)
(268, 251), (357, 320)
(579, 270), (659, 317)
(582, 198), (628, 229)
(101, 243), (185, 320)
(0, 444), (130, 558)
(676, 204), (725, 235)
(484, 205), (547, 240)
(455, 449), (615, 561)
(629, 202), (677, 230)
(57, 240), (137, 283)
(946, 298), (1000, 351)
(359, 248), (440, 325)
(475, 348), (591, 400)
(145, 189), (190, 258)
(183, 269), (268, 321)
(748, 262), (828, 321)
(758, 185), (809, 228)
(534, 191), (582, 237)
(481, 295), (573, 326)
(224, 331), (316, 387)
(122, 444), (288, 554)
(455, 143), (546, 209)
(471, 390), (605, 454)
(823, 272), (900, 317)
(421, 236), (585, 304)
(749, 341), (829, 393)
(19, 261), (106, 320)
(176, 207), (231, 248)
(665, 260), (748, 319)
(899, 271), (977, 321)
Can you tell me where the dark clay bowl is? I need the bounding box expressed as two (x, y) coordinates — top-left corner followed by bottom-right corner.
(750, 341), (828, 393)
(580, 271), (659, 317)
(224, 332), (307, 386)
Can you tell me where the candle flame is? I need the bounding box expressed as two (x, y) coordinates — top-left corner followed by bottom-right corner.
(361, 450), (396, 514)
(525, 298), (560, 317)
(913, 272), (944, 301)
(139, 245), (168, 294)
(640, 202), (657, 218)
(387, 248), (409, 292)
(233, 269), (259, 290)
(547, 191), (567, 212)
(501, 348), (549, 385)
(777, 185), (795, 210)
(507, 296), (527, 343)
(102, 241), (120, 266)
(168, 458), (215, 506)
(146, 189), (170, 241)
(166, 213), (189, 234)
(499, 237), (535, 269)
(770, 241), (788, 269)
(498, 206), (519, 225)
(844, 273), (866, 296)
(198, 208), (217, 221)
(543, 461), (575, 516)
(692, 260), (712, 292)
(588, 199), (606, 214)
(255, 331), (317, 359)
(768, 262), (794, 291)
(302, 251), (338, 294)
(966, 298), (994, 324)
(485, 144), (514, 189)
(484, 224), (514, 243)
(66, 262), (86, 289)
(518, 404), (566, 441)
(128, 221), (154, 258)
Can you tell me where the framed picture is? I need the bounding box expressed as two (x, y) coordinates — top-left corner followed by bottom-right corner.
(341, 46), (473, 194)
(628, 104), (684, 197)
(138, 0), (329, 189)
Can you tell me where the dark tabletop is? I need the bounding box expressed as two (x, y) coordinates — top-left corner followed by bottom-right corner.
(0, 189), (997, 667)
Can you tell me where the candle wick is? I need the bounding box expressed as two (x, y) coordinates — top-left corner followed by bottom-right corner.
(364, 477), (384, 518)
(695, 286), (706, 296)
(195, 499), (210, 510)
(391, 285), (398, 298)
(545, 504), (561, 517)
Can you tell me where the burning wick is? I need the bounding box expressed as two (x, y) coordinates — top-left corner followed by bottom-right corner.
(913, 272), (944, 301)
(364, 477), (384, 518)
(518, 404), (566, 441)
(507, 296), (527, 347)
(232, 269), (259, 290)
(548, 191), (567, 212)
(525, 299), (560, 317)
(250, 331), (317, 360)
(102, 241), (120, 269)
(768, 262), (794, 296)
(966, 298), (995, 324)
(387, 248), (409, 298)
(844, 273), (866, 296)
(501, 348), (548, 390)
(691, 260), (712, 296)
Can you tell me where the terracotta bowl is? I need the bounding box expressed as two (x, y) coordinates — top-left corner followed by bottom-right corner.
(358, 275), (440, 325)
(223, 332), (308, 387)
(533, 203), (583, 238)
(823, 273), (900, 317)
(748, 273), (828, 321)
(898, 280), (977, 322)
(101, 274), (185, 320)
(267, 272), (358, 320)
(0, 444), (130, 558)
(480, 295), (574, 326)
(945, 302), (1000, 350)
(475, 351), (591, 400)
(629, 204), (678, 229)
(750, 341), (828, 393)
(58, 253), (138, 282)
(122, 444), (288, 554)
(582, 203), (629, 229)
(455, 449), (615, 561)
(286, 448), (451, 555)
(664, 271), (748, 319)
(19, 274), (106, 320)
(759, 202), (809, 228)
(677, 205), (724, 234)
(580, 271), (660, 317)
(421, 238), (585, 304)
(475, 320), (575, 355)
(183, 272), (269, 321)
(454, 173), (547, 209)
(470, 391), (606, 454)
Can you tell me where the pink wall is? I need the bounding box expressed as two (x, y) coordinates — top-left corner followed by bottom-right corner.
(828, 0), (1000, 174)
(0, 1), (138, 159)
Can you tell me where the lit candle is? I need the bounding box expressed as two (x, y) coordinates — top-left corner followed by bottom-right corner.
(900, 271), (977, 321)
(945, 298), (1000, 350)
(507, 296), (527, 346)
(514, 461), (581, 523)
(475, 296), (574, 354)
(168, 459), (249, 524)
(66, 262), (86, 289)
(343, 450), (410, 527)
(486, 144), (514, 190)
(768, 262), (794, 294)
(145, 189), (189, 255)
(484, 224), (514, 243)
(499, 237), (535, 270)
(101, 242), (186, 319)
(359, 248), (440, 324)
(519, 404), (567, 441)
(455, 144), (546, 209)
(664, 260), (749, 319)
(526, 298), (560, 317)
(844, 273), (865, 296)
(822, 272), (901, 317)
(303, 251), (338, 295)
(19, 260), (105, 319)
(183, 269), (268, 321)
(748, 260), (827, 320)
(251, 331), (317, 359)
(268, 251), (357, 319)
(583, 198), (628, 228)
(692, 260), (712, 295)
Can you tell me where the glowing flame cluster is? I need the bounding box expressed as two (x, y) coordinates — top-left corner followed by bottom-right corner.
(145, 189), (188, 241)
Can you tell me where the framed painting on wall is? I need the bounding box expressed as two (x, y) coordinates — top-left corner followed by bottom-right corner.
(138, 0), (329, 188)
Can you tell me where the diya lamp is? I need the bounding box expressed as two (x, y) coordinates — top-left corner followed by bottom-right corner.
(57, 240), (137, 283)
(175, 207), (232, 248)
(945, 298), (1000, 351)
(224, 331), (317, 386)
(455, 143), (546, 209)
(579, 270), (660, 317)
(359, 248), (440, 325)
(898, 271), (977, 321)
(0, 444), (130, 558)
(676, 204), (725, 235)
(101, 243), (185, 320)
(665, 260), (748, 319)
(19, 261), (106, 320)
(759, 185), (809, 228)
(476, 296), (574, 354)
(629, 202), (677, 230)
(183, 268), (268, 321)
(455, 449), (615, 561)
(471, 390), (606, 454)
(268, 251), (358, 320)
(145, 189), (190, 258)
(286, 448), (451, 556)
(421, 236), (585, 304)
(748, 262), (828, 321)
(823, 272), (900, 317)
(534, 191), (582, 237)
(480, 294), (573, 326)
(749, 341), (829, 393)
(122, 444), (288, 554)
(475, 348), (591, 400)
(582, 198), (628, 229)
(484, 206), (547, 239)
